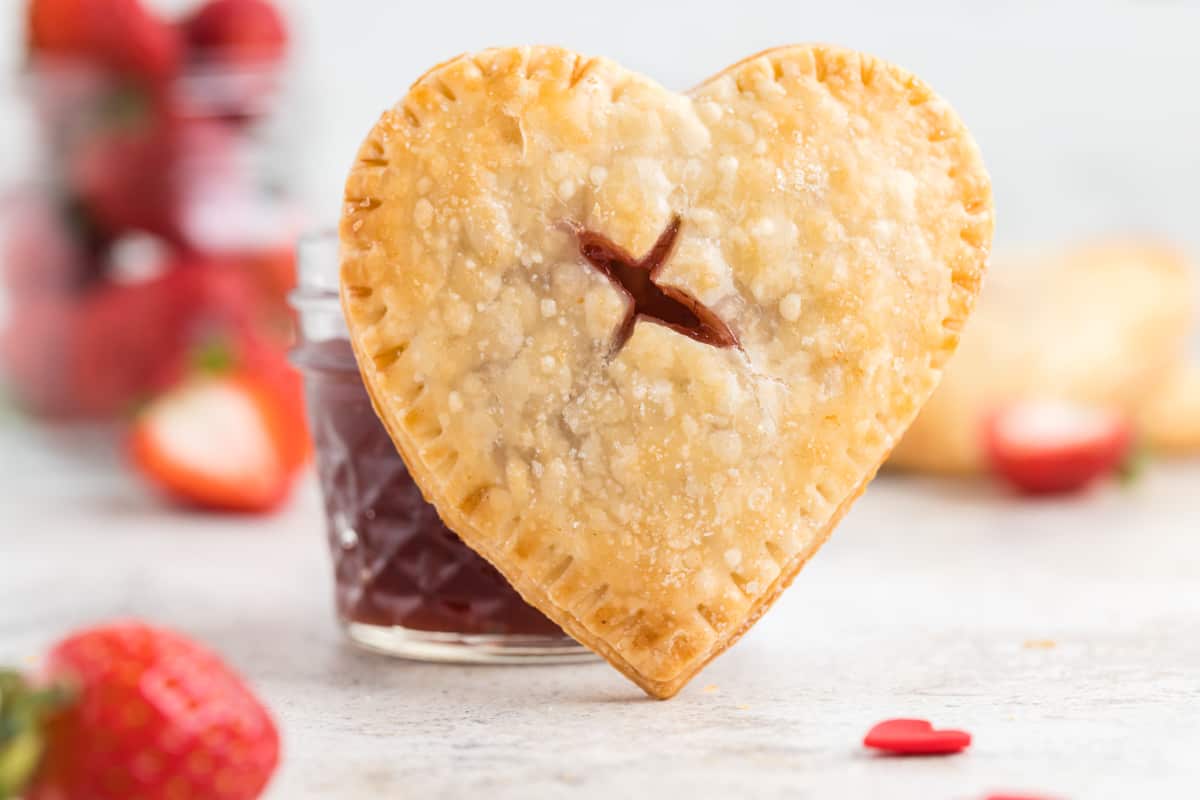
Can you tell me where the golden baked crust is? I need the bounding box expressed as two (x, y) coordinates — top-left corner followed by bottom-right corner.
(1139, 363), (1200, 455)
(339, 45), (992, 697)
(891, 241), (1194, 473)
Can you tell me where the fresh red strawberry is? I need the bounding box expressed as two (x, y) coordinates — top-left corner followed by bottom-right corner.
(27, 0), (181, 83)
(0, 621), (278, 800)
(983, 401), (1134, 495)
(129, 371), (300, 511)
(184, 0), (288, 64)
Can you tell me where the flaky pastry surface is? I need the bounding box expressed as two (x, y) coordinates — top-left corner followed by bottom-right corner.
(341, 45), (992, 697)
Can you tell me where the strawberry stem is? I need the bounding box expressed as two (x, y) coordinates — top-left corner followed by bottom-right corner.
(0, 671), (73, 799)
(192, 337), (237, 375)
(1117, 439), (1150, 486)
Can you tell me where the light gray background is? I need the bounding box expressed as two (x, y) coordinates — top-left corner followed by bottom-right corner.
(1, 0), (1200, 258)
(288, 0), (1200, 256)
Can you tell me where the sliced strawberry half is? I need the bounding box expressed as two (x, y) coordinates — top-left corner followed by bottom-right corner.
(129, 374), (295, 512)
(983, 401), (1134, 495)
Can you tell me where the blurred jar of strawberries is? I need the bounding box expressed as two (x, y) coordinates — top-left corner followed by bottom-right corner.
(2, 0), (301, 423)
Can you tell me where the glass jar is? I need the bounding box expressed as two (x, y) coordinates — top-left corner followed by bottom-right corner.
(290, 234), (591, 663)
(1, 57), (299, 419)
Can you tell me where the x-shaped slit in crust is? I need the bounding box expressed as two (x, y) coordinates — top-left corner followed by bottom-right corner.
(574, 216), (739, 353)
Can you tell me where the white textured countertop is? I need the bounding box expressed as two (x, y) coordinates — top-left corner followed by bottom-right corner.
(3, 422), (1199, 799)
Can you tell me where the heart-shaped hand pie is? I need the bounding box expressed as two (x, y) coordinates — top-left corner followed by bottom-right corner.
(339, 45), (992, 698)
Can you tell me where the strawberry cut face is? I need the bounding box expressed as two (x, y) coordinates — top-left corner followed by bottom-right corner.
(984, 401), (1134, 495)
(991, 402), (1119, 451)
(150, 379), (280, 479)
(129, 375), (293, 512)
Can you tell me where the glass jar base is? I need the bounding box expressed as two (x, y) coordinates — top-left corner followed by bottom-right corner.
(343, 621), (598, 665)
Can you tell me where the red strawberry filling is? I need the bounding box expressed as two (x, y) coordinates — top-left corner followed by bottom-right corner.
(576, 216), (739, 352)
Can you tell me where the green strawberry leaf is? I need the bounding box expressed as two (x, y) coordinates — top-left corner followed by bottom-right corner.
(0, 670), (72, 799)
(1117, 439), (1150, 486)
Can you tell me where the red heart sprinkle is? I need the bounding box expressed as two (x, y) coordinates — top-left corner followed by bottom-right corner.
(863, 718), (972, 755)
(984, 795), (1060, 800)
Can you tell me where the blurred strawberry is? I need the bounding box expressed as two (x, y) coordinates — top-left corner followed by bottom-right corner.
(984, 401), (1135, 495)
(1, 194), (89, 298)
(92, 0), (181, 83)
(26, 0), (90, 55)
(236, 333), (310, 469)
(184, 0), (288, 64)
(241, 245), (297, 305)
(27, 0), (182, 84)
(70, 121), (182, 241)
(129, 370), (302, 511)
(1, 298), (77, 416)
(66, 279), (178, 416)
(0, 621), (278, 799)
(67, 260), (267, 416)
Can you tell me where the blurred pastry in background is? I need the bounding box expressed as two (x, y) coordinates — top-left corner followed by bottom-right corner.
(890, 240), (1196, 474)
(1138, 363), (1200, 455)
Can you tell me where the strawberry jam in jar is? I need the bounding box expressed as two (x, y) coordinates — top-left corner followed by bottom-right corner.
(291, 234), (589, 662)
